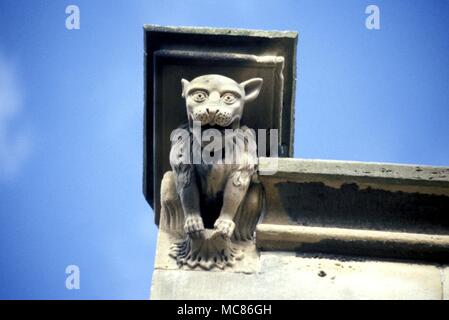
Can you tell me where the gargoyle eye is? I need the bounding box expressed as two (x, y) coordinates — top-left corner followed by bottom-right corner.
(222, 93), (237, 104)
(191, 90), (208, 102)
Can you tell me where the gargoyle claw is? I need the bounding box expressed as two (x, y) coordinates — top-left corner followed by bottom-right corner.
(214, 218), (235, 238)
(184, 215), (205, 239)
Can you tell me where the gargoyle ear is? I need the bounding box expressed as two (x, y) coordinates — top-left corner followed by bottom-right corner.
(181, 78), (190, 98)
(240, 78), (263, 103)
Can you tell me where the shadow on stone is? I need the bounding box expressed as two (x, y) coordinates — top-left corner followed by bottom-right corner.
(276, 182), (449, 235)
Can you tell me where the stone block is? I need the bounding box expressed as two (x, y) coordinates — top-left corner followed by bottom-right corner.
(151, 252), (443, 299)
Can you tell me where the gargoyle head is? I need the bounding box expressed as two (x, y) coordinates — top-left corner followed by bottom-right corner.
(181, 74), (263, 128)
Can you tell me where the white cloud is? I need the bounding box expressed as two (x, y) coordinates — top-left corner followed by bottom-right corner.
(0, 52), (32, 180)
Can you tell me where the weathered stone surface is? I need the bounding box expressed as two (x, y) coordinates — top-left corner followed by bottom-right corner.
(259, 157), (449, 192)
(144, 25), (297, 38)
(151, 157), (449, 298)
(259, 158), (449, 245)
(256, 224), (449, 262)
(443, 266), (449, 300)
(151, 252), (443, 299)
(154, 228), (260, 274)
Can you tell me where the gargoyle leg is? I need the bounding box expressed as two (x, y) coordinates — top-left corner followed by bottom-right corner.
(160, 171), (184, 236)
(173, 166), (204, 239)
(214, 173), (251, 238)
(233, 183), (264, 241)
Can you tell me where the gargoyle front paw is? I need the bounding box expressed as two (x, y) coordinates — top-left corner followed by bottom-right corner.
(184, 215), (205, 239)
(214, 218), (235, 239)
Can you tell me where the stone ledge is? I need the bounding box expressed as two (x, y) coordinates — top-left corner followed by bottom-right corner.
(259, 157), (449, 194)
(257, 158), (449, 252)
(256, 224), (449, 262)
(144, 24), (298, 39)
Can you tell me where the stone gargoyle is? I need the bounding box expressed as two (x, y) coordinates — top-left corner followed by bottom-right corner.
(159, 74), (265, 270)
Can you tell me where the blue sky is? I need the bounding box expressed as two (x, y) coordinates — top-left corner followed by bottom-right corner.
(0, 0), (448, 299)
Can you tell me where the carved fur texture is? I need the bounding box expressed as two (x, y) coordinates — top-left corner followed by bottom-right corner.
(160, 74), (265, 269)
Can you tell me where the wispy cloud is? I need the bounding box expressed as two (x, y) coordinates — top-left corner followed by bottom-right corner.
(0, 51), (32, 180)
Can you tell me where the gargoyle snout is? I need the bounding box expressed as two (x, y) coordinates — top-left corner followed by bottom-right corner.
(205, 107), (219, 118)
